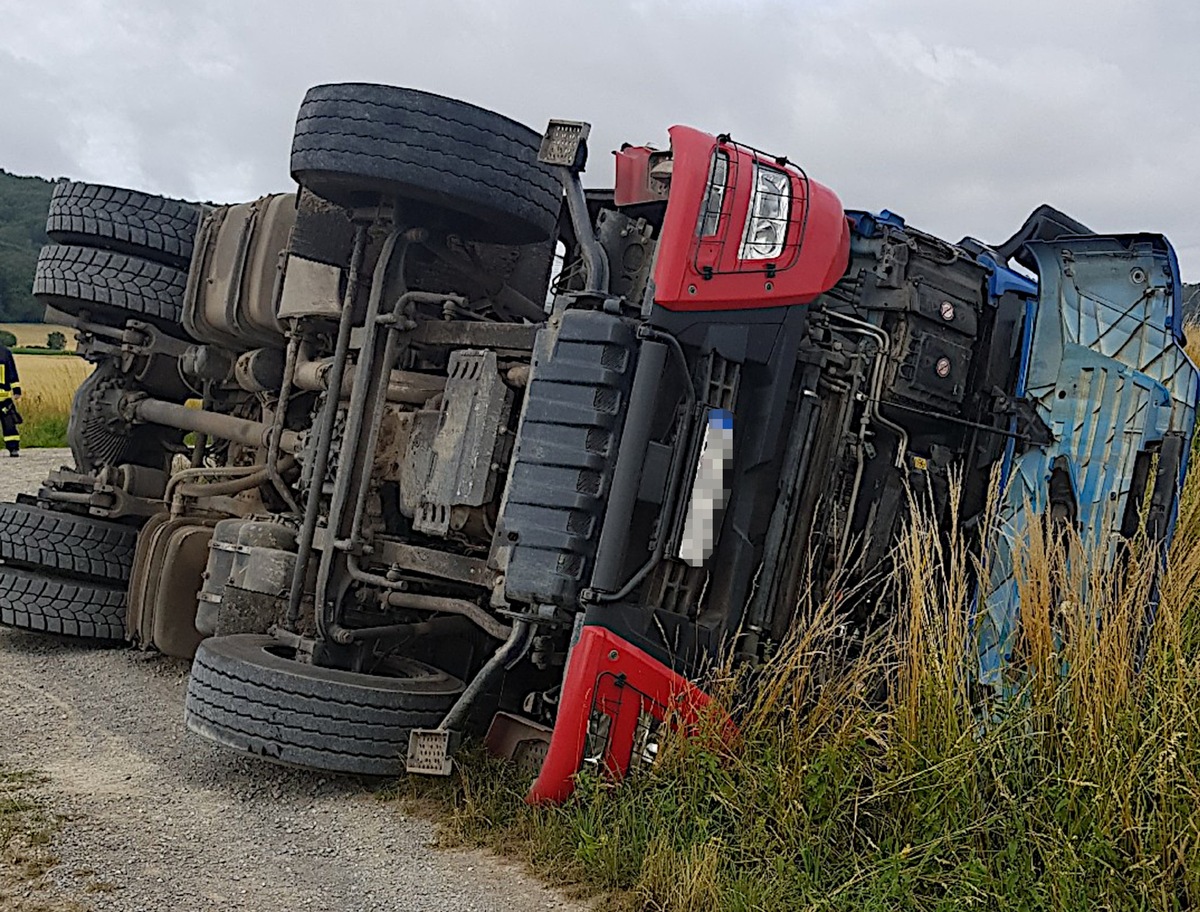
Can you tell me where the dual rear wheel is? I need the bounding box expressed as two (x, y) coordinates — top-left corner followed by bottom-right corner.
(0, 502), (135, 640)
(0, 498), (465, 776)
(35, 181), (201, 333)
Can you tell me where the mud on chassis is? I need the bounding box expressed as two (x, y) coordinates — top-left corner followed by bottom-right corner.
(1, 87), (857, 795)
(3, 83), (1195, 803)
(164, 94), (857, 795)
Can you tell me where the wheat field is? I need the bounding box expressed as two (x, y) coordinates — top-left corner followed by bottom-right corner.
(0, 323), (76, 349)
(11, 353), (92, 447)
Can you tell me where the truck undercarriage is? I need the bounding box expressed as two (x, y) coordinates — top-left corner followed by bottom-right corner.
(1, 83), (1194, 800)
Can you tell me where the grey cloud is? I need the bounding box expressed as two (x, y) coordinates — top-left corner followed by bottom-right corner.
(0, 0), (1196, 274)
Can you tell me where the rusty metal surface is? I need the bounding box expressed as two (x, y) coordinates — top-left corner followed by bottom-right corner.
(127, 516), (217, 659)
(183, 194), (295, 349)
(410, 320), (537, 352)
(375, 539), (497, 589)
(402, 350), (512, 537)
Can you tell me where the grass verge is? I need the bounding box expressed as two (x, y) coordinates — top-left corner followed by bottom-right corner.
(17, 396), (69, 449)
(0, 768), (80, 911)
(402, 470), (1200, 911)
(9, 354), (91, 448)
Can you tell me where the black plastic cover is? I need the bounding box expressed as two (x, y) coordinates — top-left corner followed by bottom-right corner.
(497, 310), (638, 607)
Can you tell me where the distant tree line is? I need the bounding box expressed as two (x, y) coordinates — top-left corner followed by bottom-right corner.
(0, 166), (1197, 325)
(0, 329), (67, 349)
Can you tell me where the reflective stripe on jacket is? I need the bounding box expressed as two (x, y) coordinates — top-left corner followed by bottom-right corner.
(0, 346), (20, 401)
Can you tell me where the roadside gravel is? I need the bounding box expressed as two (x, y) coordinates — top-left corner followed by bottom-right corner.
(0, 450), (583, 912)
(0, 448), (74, 499)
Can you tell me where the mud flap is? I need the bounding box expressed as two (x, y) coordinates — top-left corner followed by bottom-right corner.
(526, 625), (730, 805)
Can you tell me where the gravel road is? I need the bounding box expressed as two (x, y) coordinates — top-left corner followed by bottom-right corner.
(0, 450), (583, 912)
(0, 448), (75, 498)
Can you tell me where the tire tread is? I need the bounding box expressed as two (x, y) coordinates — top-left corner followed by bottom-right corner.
(33, 244), (188, 331)
(290, 83), (561, 243)
(46, 182), (201, 267)
(0, 503), (135, 583)
(184, 634), (462, 775)
(0, 567), (125, 640)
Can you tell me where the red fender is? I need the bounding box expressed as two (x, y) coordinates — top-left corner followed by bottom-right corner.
(526, 625), (732, 804)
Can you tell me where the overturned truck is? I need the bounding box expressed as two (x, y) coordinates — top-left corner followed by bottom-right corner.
(2, 84), (1195, 801)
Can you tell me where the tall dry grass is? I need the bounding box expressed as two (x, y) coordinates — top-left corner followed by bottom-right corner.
(422, 454), (1200, 911)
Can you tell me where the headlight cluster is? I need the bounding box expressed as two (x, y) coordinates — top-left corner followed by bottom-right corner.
(738, 163), (791, 261)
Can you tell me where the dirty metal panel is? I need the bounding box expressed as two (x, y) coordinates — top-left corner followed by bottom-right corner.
(126, 512), (174, 646)
(979, 234), (1199, 684)
(183, 194), (295, 350)
(406, 728), (455, 776)
(410, 321), (538, 352)
(406, 350), (513, 537)
(483, 711), (553, 777)
(128, 515), (218, 659)
(375, 539), (497, 588)
(152, 524), (217, 660)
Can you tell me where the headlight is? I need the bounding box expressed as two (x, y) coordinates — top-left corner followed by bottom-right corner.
(696, 151), (730, 237)
(738, 163), (791, 260)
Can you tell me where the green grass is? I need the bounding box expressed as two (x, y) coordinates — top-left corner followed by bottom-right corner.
(403, 468), (1200, 911)
(0, 767), (83, 911)
(18, 412), (68, 448)
(0, 771), (43, 842)
(16, 398), (68, 453)
(9, 353), (91, 449)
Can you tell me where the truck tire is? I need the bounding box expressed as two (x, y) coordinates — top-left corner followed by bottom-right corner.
(0, 503), (136, 584)
(0, 566), (125, 640)
(33, 244), (189, 333)
(45, 182), (202, 269)
(184, 634), (464, 776)
(290, 83), (561, 244)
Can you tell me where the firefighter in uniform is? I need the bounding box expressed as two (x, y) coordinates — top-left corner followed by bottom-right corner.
(0, 343), (22, 456)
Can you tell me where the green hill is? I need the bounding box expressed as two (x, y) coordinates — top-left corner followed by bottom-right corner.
(0, 169), (55, 322)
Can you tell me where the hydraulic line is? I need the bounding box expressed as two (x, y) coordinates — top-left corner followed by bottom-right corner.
(341, 553), (512, 641)
(329, 614), (474, 646)
(436, 619), (532, 734)
(174, 456), (298, 500)
(825, 310), (909, 466)
(314, 231), (405, 640)
(284, 224), (368, 629)
(825, 310), (910, 560)
(264, 331), (302, 512)
(561, 174), (609, 294)
(165, 462), (269, 506)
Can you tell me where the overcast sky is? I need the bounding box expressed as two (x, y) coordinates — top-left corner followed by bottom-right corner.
(1, 0), (1197, 276)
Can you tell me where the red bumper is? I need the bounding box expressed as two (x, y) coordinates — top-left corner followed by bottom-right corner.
(527, 625), (729, 804)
